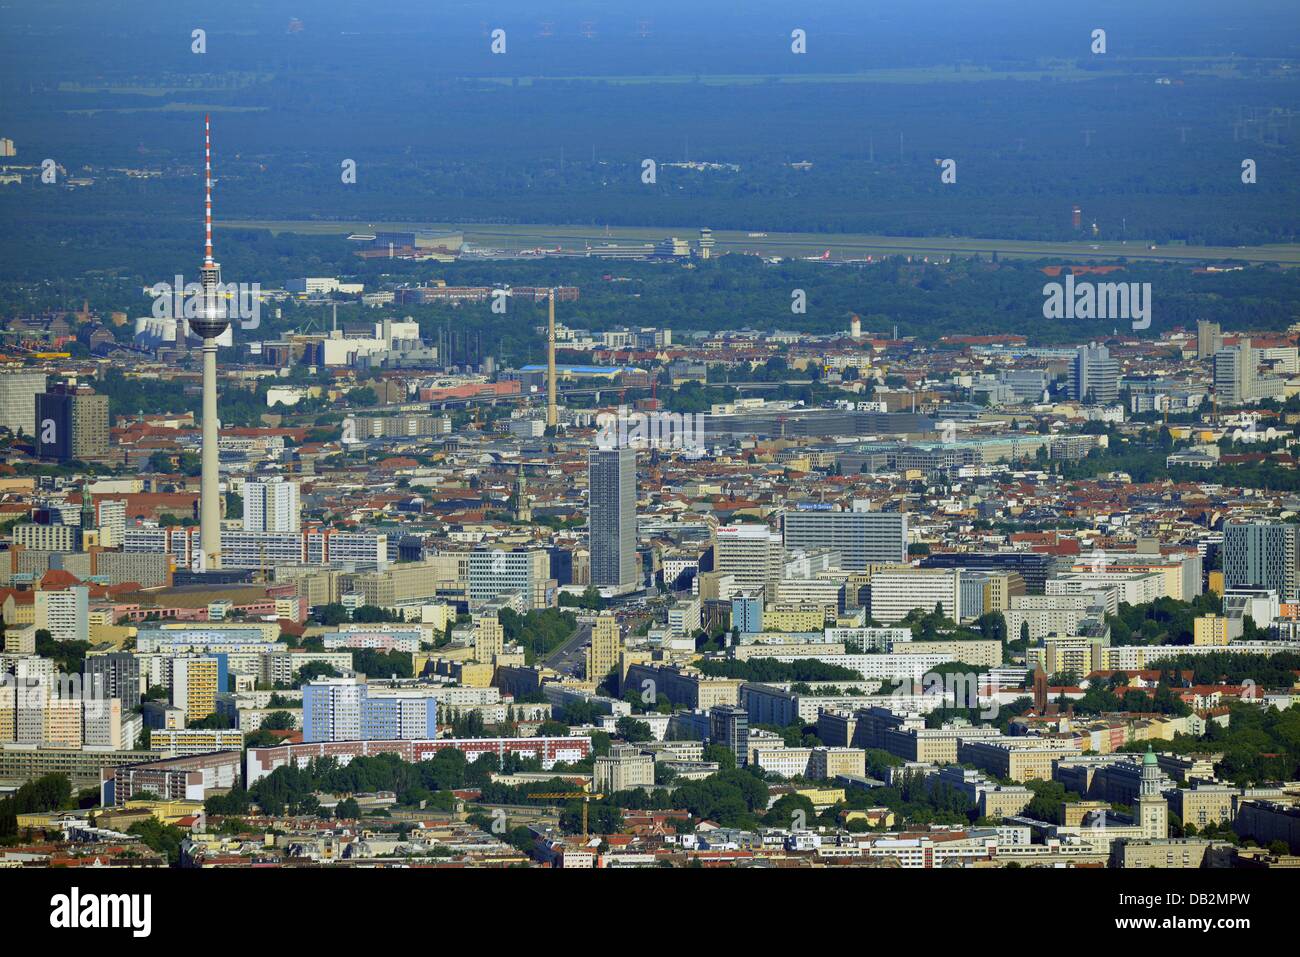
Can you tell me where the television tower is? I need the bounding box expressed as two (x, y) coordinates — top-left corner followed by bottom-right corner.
(191, 114), (230, 571)
(546, 287), (558, 428)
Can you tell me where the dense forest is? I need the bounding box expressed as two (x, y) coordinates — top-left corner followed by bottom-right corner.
(9, 248), (1300, 354)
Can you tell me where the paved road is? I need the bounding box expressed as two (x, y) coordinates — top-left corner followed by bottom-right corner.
(543, 621), (592, 676)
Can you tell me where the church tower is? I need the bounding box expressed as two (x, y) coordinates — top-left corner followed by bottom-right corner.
(1136, 747), (1168, 840)
(79, 482), (97, 549)
(511, 464), (532, 523)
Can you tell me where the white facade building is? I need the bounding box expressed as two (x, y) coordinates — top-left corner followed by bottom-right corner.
(869, 569), (962, 623)
(35, 587), (89, 643)
(243, 478), (301, 533)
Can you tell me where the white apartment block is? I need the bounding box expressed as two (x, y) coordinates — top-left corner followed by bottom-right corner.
(774, 577), (845, 612)
(1068, 553), (1202, 601)
(125, 527), (387, 570)
(825, 627), (913, 652)
(1004, 594), (1104, 643)
(96, 499), (127, 547)
(243, 478), (301, 533)
(1103, 641), (1295, 672)
(751, 652), (955, 681)
(1048, 571), (1164, 606)
(14, 524), (78, 552)
(869, 569), (962, 623)
(260, 652), (354, 687)
(149, 728), (245, 757)
(35, 587), (89, 643)
(752, 746), (815, 778)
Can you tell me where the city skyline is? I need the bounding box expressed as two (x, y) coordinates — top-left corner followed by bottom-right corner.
(0, 0), (1295, 935)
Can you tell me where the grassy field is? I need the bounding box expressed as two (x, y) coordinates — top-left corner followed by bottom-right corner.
(220, 219), (1300, 265)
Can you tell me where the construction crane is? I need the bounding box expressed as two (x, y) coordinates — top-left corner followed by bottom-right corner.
(532, 792), (605, 836)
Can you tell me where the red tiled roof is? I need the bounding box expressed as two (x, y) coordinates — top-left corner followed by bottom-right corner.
(39, 569), (82, 590)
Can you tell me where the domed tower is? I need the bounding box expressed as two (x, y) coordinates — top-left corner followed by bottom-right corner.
(194, 114), (230, 570)
(1136, 747), (1168, 840)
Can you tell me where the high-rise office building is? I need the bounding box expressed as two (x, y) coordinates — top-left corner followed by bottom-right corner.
(713, 524), (784, 600)
(0, 370), (46, 436)
(85, 652), (142, 711)
(709, 705), (750, 767)
(585, 613), (621, 682)
(82, 697), (125, 750)
(998, 369), (1050, 404)
(70, 386), (110, 459)
(1223, 519), (1300, 603)
(588, 447), (638, 590)
(10, 677), (46, 745)
(781, 508), (907, 571)
(360, 693), (438, 742)
(1196, 320), (1224, 360)
(1214, 339), (1256, 406)
(1069, 343), (1119, 405)
(35, 383), (109, 461)
(467, 549), (553, 610)
(243, 478), (301, 533)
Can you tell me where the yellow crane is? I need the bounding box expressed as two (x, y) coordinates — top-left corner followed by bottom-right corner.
(532, 792), (606, 836)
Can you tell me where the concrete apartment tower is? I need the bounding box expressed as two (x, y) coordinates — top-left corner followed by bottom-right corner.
(191, 115), (230, 571)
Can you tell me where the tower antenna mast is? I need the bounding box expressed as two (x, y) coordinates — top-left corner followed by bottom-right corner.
(193, 114), (231, 571)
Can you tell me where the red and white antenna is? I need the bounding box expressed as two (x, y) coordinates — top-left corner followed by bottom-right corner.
(203, 113), (214, 267)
